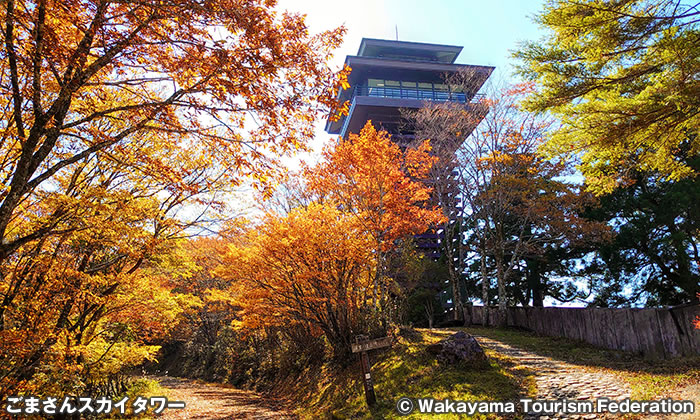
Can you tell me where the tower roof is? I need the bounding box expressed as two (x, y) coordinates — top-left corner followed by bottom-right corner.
(357, 38), (463, 63)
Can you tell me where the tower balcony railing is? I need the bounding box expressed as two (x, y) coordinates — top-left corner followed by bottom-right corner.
(338, 85), (487, 137)
(352, 85), (484, 103)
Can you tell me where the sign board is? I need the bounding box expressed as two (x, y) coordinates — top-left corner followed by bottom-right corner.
(351, 336), (393, 407)
(351, 336), (392, 353)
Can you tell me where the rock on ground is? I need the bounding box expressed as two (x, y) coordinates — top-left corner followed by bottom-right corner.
(426, 331), (487, 364)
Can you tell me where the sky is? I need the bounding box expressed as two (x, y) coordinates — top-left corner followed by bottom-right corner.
(275, 0), (548, 162)
(278, 0), (546, 79)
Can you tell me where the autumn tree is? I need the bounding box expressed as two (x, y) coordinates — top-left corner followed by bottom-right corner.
(450, 83), (544, 314)
(150, 234), (279, 382)
(0, 0), (345, 261)
(305, 122), (444, 318)
(0, 0), (346, 396)
(217, 123), (444, 361)
(162, 236), (237, 346)
(221, 203), (376, 361)
(0, 144), (201, 396)
(481, 161), (610, 308)
(515, 0), (700, 194)
(423, 83), (609, 319)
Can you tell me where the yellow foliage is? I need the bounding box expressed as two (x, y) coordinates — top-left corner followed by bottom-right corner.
(0, 0), (347, 396)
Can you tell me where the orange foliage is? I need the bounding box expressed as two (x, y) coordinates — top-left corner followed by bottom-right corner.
(0, 0), (346, 396)
(221, 122), (443, 359)
(220, 204), (374, 359)
(306, 121), (445, 251)
(305, 121), (444, 309)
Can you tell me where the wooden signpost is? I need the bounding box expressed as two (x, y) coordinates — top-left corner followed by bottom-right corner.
(351, 335), (392, 406)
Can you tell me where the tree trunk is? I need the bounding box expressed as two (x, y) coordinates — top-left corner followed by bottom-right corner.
(495, 253), (507, 327)
(526, 257), (544, 307)
(496, 261), (507, 311)
(426, 300), (434, 329)
(479, 242), (490, 326)
(447, 265), (464, 322)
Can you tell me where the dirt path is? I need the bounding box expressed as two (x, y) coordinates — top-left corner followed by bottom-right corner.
(153, 376), (296, 420)
(472, 335), (631, 419)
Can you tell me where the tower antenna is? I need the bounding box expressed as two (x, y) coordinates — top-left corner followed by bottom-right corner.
(395, 25), (398, 41)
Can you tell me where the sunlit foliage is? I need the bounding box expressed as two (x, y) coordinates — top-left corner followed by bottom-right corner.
(0, 0), (345, 396)
(516, 0), (700, 193)
(219, 122), (443, 361)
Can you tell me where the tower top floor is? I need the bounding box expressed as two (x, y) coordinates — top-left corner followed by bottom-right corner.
(325, 38), (494, 137)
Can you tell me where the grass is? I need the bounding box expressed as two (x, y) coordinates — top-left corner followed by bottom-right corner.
(292, 328), (534, 419)
(460, 326), (700, 401)
(121, 377), (172, 418)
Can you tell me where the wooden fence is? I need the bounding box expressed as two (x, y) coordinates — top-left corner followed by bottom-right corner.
(464, 304), (699, 359)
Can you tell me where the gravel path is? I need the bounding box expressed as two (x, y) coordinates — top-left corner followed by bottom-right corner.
(472, 335), (631, 419)
(153, 376), (296, 420)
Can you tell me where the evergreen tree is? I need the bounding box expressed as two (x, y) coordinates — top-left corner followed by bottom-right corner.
(585, 144), (700, 305)
(516, 0), (700, 193)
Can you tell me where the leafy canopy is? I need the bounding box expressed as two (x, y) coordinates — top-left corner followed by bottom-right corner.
(221, 122), (443, 360)
(516, 0), (700, 193)
(306, 121), (445, 251)
(0, 0), (346, 396)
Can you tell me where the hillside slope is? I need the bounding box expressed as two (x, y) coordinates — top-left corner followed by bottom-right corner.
(284, 328), (533, 419)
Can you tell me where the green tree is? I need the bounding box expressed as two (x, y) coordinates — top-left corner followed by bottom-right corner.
(516, 0), (700, 193)
(584, 145), (700, 306)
